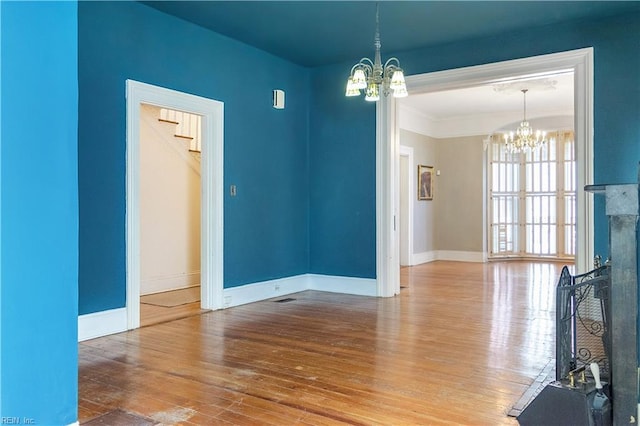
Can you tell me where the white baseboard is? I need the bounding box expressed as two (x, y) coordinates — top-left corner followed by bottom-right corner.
(67, 422), (79, 426)
(436, 250), (485, 262)
(221, 273), (377, 307)
(141, 271), (200, 295)
(78, 273), (378, 341)
(411, 251), (438, 265)
(78, 308), (127, 342)
(222, 275), (309, 308)
(410, 250), (486, 264)
(307, 274), (377, 296)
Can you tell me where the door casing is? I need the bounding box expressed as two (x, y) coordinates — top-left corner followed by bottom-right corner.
(376, 48), (594, 297)
(126, 80), (224, 329)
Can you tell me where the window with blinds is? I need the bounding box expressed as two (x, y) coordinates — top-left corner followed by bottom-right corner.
(489, 131), (576, 259)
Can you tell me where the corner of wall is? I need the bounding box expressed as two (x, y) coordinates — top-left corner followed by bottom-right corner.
(79, 273), (378, 341)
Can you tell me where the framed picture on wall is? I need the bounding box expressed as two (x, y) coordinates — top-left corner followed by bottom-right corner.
(418, 165), (433, 200)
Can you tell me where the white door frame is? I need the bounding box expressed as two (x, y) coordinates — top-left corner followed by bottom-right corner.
(376, 95), (400, 296)
(376, 48), (594, 297)
(399, 145), (414, 266)
(126, 80), (224, 329)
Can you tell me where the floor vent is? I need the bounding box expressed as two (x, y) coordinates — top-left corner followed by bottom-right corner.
(274, 298), (296, 303)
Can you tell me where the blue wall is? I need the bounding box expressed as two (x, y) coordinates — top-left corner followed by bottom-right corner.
(79, 3), (640, 314)
(308, 67), (377, 278)
(0, 2), (636, 420)
(78, 2), (310, 314)
(309, 11), (640, 271)
(1, 1), (78, 423)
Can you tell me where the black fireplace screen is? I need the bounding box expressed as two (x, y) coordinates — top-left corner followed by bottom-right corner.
(556, 265), (611, 381)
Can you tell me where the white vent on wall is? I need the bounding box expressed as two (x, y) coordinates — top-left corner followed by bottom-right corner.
(273, 89), (285, 109)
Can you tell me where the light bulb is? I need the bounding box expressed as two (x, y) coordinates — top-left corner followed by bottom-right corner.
(352, 68), (367, 90)
(389, 69), (406, 90)
(345, 77), (361, 97)
(364, 81), (380, 102)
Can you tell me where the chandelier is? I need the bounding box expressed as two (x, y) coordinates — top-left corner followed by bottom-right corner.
(504, 89), (547, 152)
(345, 3), (407, 101)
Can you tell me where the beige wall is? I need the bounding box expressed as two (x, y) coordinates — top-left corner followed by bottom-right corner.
(435, 135), (484, 252)
(140, 104), (201, 295)
(399, 129), (437, 254)
(400, 130), (485, 258)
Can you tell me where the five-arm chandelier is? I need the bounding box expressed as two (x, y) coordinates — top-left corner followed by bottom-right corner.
(345, 3), (407, 101)
(504, 89), (547, 152)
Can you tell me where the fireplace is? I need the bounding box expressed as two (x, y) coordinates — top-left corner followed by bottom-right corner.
(556, 264), (611, 383)
(518, 181), (638, 426)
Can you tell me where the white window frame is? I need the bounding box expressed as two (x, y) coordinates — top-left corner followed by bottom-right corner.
(488, 133), (576, 260)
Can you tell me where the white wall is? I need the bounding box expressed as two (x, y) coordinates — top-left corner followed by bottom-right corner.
(140, 104), (201, 295)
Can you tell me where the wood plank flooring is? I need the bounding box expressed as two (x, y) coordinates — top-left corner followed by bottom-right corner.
(140, 301), (208, 328)
(79, 260), (571, 425)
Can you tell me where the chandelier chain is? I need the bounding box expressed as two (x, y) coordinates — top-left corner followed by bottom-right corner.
(503, 88), (547, 153)
(345, 2), (407, 101)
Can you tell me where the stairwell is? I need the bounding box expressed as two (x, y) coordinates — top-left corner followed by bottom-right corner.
(139, 103), (202, 296)
(158, 107), (202, 162)
(141, 104), (202, 171)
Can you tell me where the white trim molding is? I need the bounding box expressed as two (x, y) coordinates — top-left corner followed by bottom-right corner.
(380, 48), (595, 288)
(308, 274), (377, 296)
(78, 308), (127, 342)
(436, 250), (485, 263)
(376, 96), (401, 298)
(222, 274), (377, 309)
(399, 103), (573, 139)
(399, 145), (414, 267)
(222, 275), (309, 308)
(79, 274), (377, 340)
(398, 104), (434, 137)
(126, 80), (224, 331)
(411, 250), (484, 265)
(411, 251), (438, 265)
(141, 272), (201, 295)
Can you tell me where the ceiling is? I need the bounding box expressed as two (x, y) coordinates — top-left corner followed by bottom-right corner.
(402, 71), (574, 119)
(143, 1), (639, 68)
(141, 1), (636, 132)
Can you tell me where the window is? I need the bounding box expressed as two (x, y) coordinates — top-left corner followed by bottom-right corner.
(489, 131), (575, 259)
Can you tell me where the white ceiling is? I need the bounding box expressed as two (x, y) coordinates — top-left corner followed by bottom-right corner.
(399, 71), (575, 138)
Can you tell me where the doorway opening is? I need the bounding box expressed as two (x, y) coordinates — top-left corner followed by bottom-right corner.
(376, 48), (594, 297)
(138, 104), (206, 326)
(126, 80), (224, 330)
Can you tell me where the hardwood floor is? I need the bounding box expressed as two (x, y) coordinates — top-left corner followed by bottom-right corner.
(140, 287), (207, 328)
(79, 260), (571, 425)
(140, 301), (208, 328)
